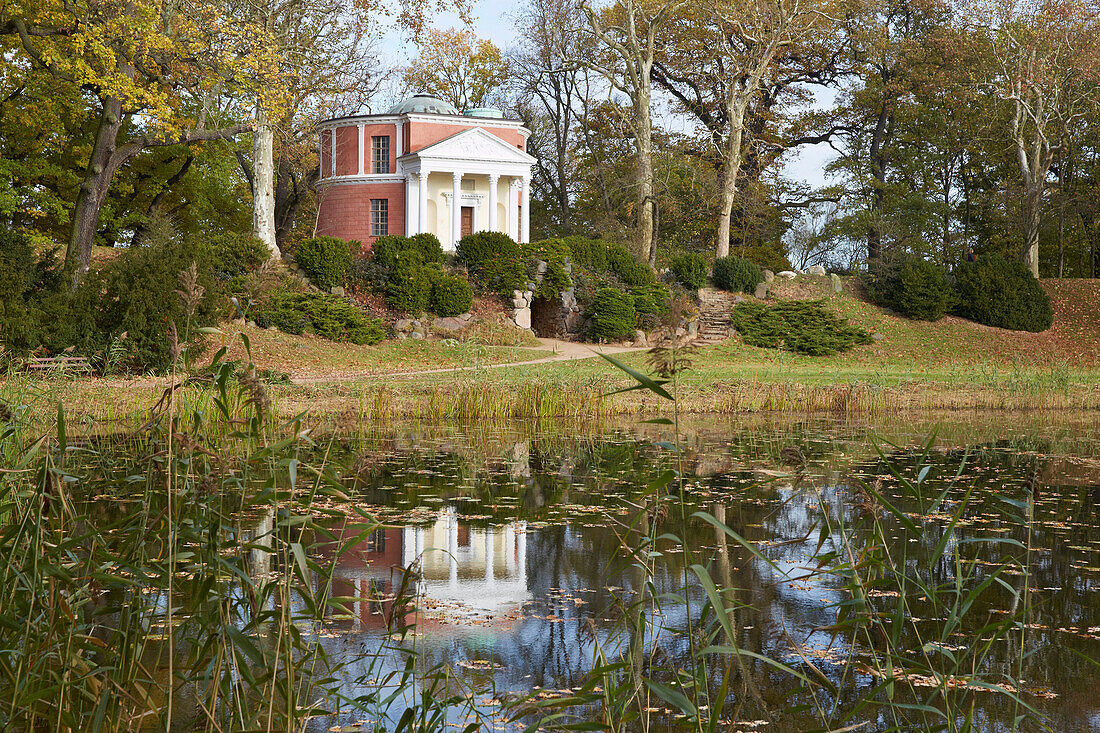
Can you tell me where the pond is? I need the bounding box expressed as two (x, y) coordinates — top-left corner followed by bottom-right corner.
(3, 409), (1100, 732)
(294, 414), (1100, 732)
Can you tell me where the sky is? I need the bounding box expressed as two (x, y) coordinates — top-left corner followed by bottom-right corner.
(379, 0), (839, 189)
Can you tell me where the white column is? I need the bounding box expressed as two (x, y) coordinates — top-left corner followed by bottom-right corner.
(447, 510), (459, 589)
(330, 128), (336, 177)
(520, 175), (531, 244)
(451, 171), (462, 251)
(395, 120), (403, 169)
(503, 523), (515, 574)
(357, 123), (365, 175)
(418, 170), (429, 235)
(517, 521), (527, 581)
(488, 174), (499, 233)
(402, 526), (416, 567)
(405, 173), (416, 235)
(485, 530), (494, 584)
(508, 179), (519, 240)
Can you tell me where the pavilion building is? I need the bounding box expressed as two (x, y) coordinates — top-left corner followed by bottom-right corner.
(315, 94), (536, 251)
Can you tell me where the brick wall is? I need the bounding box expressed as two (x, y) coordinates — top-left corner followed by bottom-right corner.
(335, 125), (359, 176)
(316, 181), (407, 251)
(319, 129), (332, 178)
(362, 122), (398, 172)
(409, 121), (527, 152)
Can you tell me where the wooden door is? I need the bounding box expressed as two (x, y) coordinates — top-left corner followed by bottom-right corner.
(461, 206), (474, 237)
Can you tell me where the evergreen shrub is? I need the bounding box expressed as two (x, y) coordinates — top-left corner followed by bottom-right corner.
(431, 274), (473, 317)
(202, 232), (269, 282)
(564, 235), (655, 287)
(713, 256), (763, 294)
(670, 252), (709, 289)
(385, 259), (432, 313)
(953, 254), (1052, 332)
(456, 231), (525, 296)
(294, 236), (352, 291)
(406, 232), (445, 264)
(255, 291), (384, 345)
(863, 254), (954, 321)
(588, 288), (637, 342)
(731, 300), (874, 356)
(630, 282), (672, 328)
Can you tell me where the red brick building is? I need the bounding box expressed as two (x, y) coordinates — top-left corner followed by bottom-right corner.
(316, 95), (536, 251)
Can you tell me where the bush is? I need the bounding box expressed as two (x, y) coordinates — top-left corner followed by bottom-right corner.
(385, 259), (433, 313)
(456, 231), (526, 296)
(294, 236), (352, 291)
(738, 242), (793, 274)
(731, 300), (874, 356)
(713, 256), (763, 294)
(431, 274), (473, 317)
(564, 235), (655, 287)
(588, 288), (637, 342)
(630, 282), (672, 329)
(255, 291), (384, 345)
(406, 232), (444, 265)
(862, 254), (954, 321)
(953, 254), (1052, 332)
(202, 232), (268, 281)
(670, 252), (709, 290)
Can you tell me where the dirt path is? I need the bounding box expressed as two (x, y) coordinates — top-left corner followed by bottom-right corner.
(288, 338), (648, 384)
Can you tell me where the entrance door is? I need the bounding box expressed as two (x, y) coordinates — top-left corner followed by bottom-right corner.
(461, 206), (474, 237)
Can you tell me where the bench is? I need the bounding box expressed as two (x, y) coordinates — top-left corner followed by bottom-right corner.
(24, 356), (94, 375)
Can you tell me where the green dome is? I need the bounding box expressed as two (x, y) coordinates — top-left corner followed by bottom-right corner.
(388, 94), (460, 115)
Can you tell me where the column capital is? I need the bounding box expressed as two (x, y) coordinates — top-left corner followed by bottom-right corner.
(509, 177), (522, 190)
(452, 171), (463, 183)
(488, 172), (500, 183)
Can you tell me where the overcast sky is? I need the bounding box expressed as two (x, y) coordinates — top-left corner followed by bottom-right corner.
(380, 0), (839, 189)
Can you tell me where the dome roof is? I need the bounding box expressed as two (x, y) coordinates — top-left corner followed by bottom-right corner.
(388, 94), (460, 115)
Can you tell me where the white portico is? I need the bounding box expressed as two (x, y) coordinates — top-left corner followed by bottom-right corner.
(400, 127), (536, 250)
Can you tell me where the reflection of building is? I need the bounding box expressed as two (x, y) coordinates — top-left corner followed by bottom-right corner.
(405, 508), (528, 614)
(323, 508), (528, 629)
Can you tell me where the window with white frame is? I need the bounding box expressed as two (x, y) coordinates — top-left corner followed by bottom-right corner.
(371, 199), (388, 236)
(372, 136), (390, 174)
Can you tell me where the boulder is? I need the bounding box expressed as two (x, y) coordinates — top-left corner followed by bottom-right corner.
(440, 338), (460, 347)
(763, 269), (775, 282)
(807, 265), (826, 276)
(777, 270), (797, 279)
(410, 331), (425, 340)
(394, 318), (415, 333)
(512, 289), (525, 300)
(331, 285), (346, 296)
(830, 273), (843, 293)
(871, 332), (885, 341)
(514, 308), (532, 330)
(754, 283), (768, 299)
(433, 317), (470, 332)
(733, 294), (746, 304)
(396, 332), (408, 340)
(458, 312), (474, 321)
(512, 297), (527, 309)
(633, 329), (648, 347)
(536, 260), (548, 274)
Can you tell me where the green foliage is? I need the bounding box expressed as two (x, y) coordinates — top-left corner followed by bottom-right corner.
(255, 290), (384, 345)
(713, 256), (763, 294)
(564, 235), (655, 287)
(670, 251), (709, 289)
(456, 231), (526, 296)
(523, 239), (573, 299)
(731, 300), (874, 355)
(737, 242), (793, 273)
(630, 282), (672, 328)
(202, 232), (268, 282)
(293, 236), (353, 291)
(430, 274), (473, 317)
(406, 232), (445, 265)
(953, 254), (1053, 332)
(863, 254), (954, 321)
(587, 287), (637, 342)
(524, 238), (571, 264)
(385, 259), (432, 313)
(0, 230), (47, 354)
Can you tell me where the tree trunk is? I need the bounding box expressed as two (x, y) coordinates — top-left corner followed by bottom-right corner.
(715, 99), (747, 259)
(252, 105), (279, 259)
(634, 83), (655, 265)
(1021, 185), (1042, 278)
(66, 97), (126, 282)
(866, 97), (891, 262)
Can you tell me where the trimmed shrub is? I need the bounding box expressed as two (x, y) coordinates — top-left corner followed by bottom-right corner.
(670, 252), (709, 290)
(203, 232), (269, 281)
(713, 256), (763, 294)
(294, 236), (352, 291)
(731, 300), (874, 356)
(862, 254), (954, 321)
(564, 235), (655, 287)
(630, 282), (672, 329)
(456, 231), (525, 296)
(369, 235), (415, 269)
(588, 287), (637, 342)
(431, 274), (473, 317)
(385, 259), (432, 313)
(953, 254), (1052, 332)
(407, 232), (444, 264)
(255, 291), (384, 345)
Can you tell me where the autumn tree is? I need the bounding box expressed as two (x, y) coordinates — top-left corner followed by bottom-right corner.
(403, 28), (509, 110)
(580, 0), (688, 265)
(972, 0), (1100, 277)
(0, 0), (267, 282)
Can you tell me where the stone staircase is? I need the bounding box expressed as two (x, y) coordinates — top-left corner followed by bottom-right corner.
(695, 288), (742, 343)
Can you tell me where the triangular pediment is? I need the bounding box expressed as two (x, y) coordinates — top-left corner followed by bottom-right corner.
(408, 127), (536, 165)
